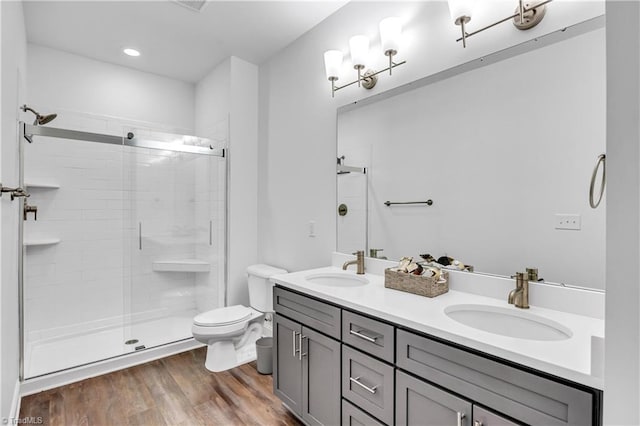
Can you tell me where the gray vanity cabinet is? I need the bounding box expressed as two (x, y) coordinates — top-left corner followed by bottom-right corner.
(302, 327), (341, 426)
(396, 370), (472, 426)
(396, 329), (595, 426)
(273, 314), (302, 414)
(273, 288), (341, 426)
(273, 285), (601, 426)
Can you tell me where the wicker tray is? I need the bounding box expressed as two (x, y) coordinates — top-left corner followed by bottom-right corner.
(384, 268), (449, 298)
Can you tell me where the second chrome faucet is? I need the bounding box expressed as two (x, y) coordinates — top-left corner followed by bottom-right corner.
(343, 250), (365, 274)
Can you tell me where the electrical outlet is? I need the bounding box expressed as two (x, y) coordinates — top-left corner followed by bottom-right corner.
(555, 214), (581, 230)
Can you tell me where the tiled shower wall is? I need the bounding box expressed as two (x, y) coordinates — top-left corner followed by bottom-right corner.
(23, 111), (226, 341)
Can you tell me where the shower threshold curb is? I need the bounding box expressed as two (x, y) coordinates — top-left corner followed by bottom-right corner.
(20, 338), (204, 396)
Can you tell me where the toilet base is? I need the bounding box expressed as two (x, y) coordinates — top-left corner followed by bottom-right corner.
(203, 322), (263, 372)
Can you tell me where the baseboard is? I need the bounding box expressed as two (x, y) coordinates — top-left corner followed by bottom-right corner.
(9, 379), (21, 420)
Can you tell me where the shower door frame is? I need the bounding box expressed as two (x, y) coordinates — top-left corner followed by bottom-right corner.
(17, 121), (227, 380)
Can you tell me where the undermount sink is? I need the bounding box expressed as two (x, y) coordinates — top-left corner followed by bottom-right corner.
(305, 272), (369, 287)
(444, 304), (572, 341)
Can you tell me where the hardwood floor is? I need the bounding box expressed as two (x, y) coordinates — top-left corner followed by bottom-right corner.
(19, 348), (301, 426)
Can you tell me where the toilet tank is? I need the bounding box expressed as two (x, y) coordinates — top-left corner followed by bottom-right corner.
(247, 264), (287, 312)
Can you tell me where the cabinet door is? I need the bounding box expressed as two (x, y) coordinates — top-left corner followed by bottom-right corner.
(301, 326), (341, 426)
(396, 370), (472, 426)
(273, 314), (302, 415)
(473, 406), (520, 426)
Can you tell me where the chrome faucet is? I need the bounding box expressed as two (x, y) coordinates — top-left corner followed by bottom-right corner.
(508, 272), (529, 309)
(343, 251), (365, 274)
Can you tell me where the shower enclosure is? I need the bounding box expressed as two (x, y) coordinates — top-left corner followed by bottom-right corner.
(19, 116), (227, 379)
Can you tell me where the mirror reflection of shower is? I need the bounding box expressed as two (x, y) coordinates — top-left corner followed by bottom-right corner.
(21, 104), (57, 125)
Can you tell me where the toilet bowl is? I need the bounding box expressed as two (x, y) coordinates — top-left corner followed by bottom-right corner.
(192, 264), (287, 372)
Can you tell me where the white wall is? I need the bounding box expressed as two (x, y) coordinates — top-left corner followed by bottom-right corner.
(258, 1), (605, 273)
(0, 0), (28, 419)
(338, 28), (606, 289)
(228, 57), (259, 305)
(195, 58), (230, 140)
(27, 44), (195, 131)
(195, 57), (259, 307)
(604, 1), (640, 424)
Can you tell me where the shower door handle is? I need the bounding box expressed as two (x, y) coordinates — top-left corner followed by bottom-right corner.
(138, 222), (142, 250)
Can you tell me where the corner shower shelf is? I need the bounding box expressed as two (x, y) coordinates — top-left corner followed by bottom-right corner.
(25, 182), (60, 189)
(152, 259), (210, 273)
(24, 238), (61, 247)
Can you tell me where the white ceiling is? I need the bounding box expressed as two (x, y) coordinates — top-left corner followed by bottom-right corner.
(23, 1), (348, 83)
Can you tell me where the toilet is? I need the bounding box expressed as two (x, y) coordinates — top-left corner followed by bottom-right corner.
(192, 264), (287, 372)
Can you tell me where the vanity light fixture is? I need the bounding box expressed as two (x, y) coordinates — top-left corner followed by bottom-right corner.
(448, 0), (552, 48)
(323, 17), (406, 97)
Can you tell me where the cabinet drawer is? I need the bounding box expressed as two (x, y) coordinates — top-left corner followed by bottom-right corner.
(342, 399), (386, 426)
(342, 310), (394, 363)
(397, 329), (594, 426)
(342, 345), (394, 425)
(274, 287), (341, 339)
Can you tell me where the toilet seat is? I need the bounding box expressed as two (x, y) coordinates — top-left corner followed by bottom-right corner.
(194, 305), (252, 327)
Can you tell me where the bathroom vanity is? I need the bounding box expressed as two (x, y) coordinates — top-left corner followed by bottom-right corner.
(271, 259), (603, 426)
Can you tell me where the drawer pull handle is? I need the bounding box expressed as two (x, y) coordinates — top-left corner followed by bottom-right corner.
(349, 376), (378, 394)
(292, 331), (299, 357)
(457, 412), (466, 426)
(349, 329), (378, 343)
(474, 421), (482, 426)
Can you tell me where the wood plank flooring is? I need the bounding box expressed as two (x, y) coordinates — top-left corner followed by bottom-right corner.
(19, 348), (301, 426)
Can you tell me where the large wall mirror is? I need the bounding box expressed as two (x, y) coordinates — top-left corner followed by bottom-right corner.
(337, 23), (606, 290)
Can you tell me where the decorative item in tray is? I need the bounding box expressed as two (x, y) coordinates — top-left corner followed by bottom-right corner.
(384, 256), (449, 298)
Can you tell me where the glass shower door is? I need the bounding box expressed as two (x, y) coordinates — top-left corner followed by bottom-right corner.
(22, 132), (127, 378)
(122, 129), (226, 353)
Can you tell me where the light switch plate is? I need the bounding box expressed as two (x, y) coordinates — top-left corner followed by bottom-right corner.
(555, 214), (581, 230)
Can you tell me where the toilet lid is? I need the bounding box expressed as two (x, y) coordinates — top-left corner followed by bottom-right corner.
(194, 305), (252, 327)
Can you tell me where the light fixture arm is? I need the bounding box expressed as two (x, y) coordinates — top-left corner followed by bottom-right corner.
(455, 0), (552, 45)
(332, 60), (407, 97)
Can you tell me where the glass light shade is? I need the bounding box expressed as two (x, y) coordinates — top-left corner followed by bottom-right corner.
(323, 50), (343, 80)
(349, 35), (369, 67)
(379, 17), (402, 54)
(448, 0), (474, 22)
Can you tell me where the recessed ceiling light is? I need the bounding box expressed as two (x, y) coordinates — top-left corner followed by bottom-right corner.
(123, 48), (140, 57)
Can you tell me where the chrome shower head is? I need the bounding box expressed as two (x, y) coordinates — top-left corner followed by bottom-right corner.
(21, 105), (57, 126)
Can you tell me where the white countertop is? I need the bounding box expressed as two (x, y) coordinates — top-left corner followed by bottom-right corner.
(271, 266), (605, 390)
